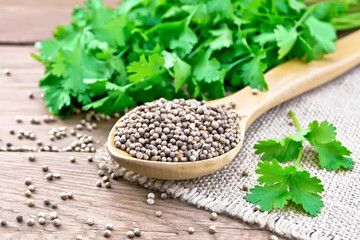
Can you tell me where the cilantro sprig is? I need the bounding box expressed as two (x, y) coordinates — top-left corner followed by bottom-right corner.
(247, 111), (353, 216)
(33, 0), (360, 118)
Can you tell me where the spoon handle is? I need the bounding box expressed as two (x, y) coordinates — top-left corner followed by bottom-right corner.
(225, 30), (360, 129)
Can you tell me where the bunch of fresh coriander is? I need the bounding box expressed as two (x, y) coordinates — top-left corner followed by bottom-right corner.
(247, 112), (354, 216)
(33, 0), (360, 118)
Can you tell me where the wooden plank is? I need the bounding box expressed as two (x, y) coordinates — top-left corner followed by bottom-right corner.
(0, 0), (119, 43)
(0, 45), (284, 239)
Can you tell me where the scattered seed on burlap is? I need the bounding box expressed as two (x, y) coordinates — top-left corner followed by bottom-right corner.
(210, 212), (217, 221)
(209, 225), (216, 234)
(27, 218), (35, 226)
(104, 230), (111, 238)
(134, 228), (141, 237)
(242, 185), (249, 191)
(113, 98), (241, 162)
(127, 230), (135, 239)
(242, 169), (249, 176)
(188, 227), (195, 234)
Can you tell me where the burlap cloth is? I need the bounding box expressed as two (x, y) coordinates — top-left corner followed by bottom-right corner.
(96, 66), (360, 240)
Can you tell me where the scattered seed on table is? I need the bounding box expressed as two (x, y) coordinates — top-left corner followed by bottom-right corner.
(30, 117), (41, 125)
(160, 193), (168, 199)
(67, 192), (73, 199)
(255, 205), (261, 211)
(38, 212), (45, 218)
(4, 68), (11, 76)
(104, 230), (111, 238)
(252, 88), (258, 95)
(69, 156), (76, 163)
(46, 173), (53, 180)
(27, 218), (35, 226)
(50, 212), (58, 220)
(242, 185), (249, 191)
(102, 176), (109, 182)
(127, 230), (135, 239)
(76, 124), (83, 131)
(210, 212), (217, 221)
(105, 182), (111, 188)
(53, 219), (61, 227)
(209, 225), (216, 234)
(37, 140), (43, 146)
(242, 169), (249, 176)
(42, 165), (48, 172)
(110, 173), (117, 179)
(96, 180), (102, 187)
(147, 198), (155, 205)
(27, 199), (35, 207)
(270, 235), (279, 240)
(0, 219), (7, 226)
(28, 92), (34, 99)
(51, 202), (58, 209)
(17, 134), (23, 140)
(76, 235), (83, 240)
(60, 192), (68, 200)
(54, 173), (61, 179)
(155, 210), (162, 217)
(25, 190), (32, 197)
(16, 214), (23, 222)
(9, 129), (15, 135)
(106, 223), (113, 230)
(6, 141), (12, 147)
(43, 198), (50, 206)
(28, 185), (35, 192)
(15, 116), (22, 123)
(188, 227), (195, 234)
(87, 218), (94, 226)
(38, 217), (46, 225)
(87, 156), (93, 162)
(147, 193), (155, 199)
(25, 177), (34, 183)
(134, 228), (141, 237)
(98, 170), (105, 176)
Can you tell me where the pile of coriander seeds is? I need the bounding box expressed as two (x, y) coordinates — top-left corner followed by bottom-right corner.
(114, 98), (241, 162)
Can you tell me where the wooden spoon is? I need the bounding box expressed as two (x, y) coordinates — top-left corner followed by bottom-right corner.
(108, 30), (360, 180)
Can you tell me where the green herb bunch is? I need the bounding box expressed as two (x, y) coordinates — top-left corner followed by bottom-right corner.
(33, 0), (359, 118)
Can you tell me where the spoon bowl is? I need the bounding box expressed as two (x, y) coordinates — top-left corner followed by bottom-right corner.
(108, 30), (360, 180)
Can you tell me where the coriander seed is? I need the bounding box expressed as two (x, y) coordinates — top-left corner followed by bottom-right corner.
(252, 88), (258, 95)
(46, 173), (53, 180)
(28, 154), (36, 162)
(53, 218), (61, 227)
(16, 214), (23, 222)
(9, 129), (15, 135)
(105, 182), (111, 188)
(27, 218), (35, 226)
(51, 202), (58, 209)
(242, 169), (249, 176)
(15, 116), (22, 123)
(60, 192), (68, 200)
(106, 223), (113, 230)
(87, 156), (93, 162)
(155, 210), (162, 217)
(271, 235), (279, 240)
(50, 211), (58, 220)
(4, 68), (10, 76)
(134, 228), (141, 237)
(160, 193), (168, 199)
(98, 170), (104, 176)
(38, 212), (45, 218)
(76, 235), (83, 240)
(28, 185), (35, 192)
(102, 176), (109, 182)
(209, 225), (216, 234)
(67, 192), (73, 199)
(104, 230), (111, 238)
(127, 230), (135, 239)
(147, 198), (154, 205)
(210, 212), (217, 221)
(87, 218), (94, 226)
(96, 180), (102, 187)
(147, 192), (155, 199)
(43, 198), (50, 206)
(242, 185), (249, 191)
(25, 190), (32, 197)
(27, 199), (35, 207)
(24, 177), (32, 185)
(69, 156), (76, 163)
(188, 227), (195, 234)
(42, 165), (48, 172)
(54, 173), (61, 179)
(0, 219), (7, 226)
(255, 205), (261, 211)
(38, 217), (46, 225)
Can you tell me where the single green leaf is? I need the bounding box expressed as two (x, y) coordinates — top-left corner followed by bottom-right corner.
(274, 25), (298, 59)
(193, 51), (222, 83)
(206, 23), (233, 51)
(288, 0), (306, 13)
(127, 54), (165, 83)
(240, 51), (268, 90)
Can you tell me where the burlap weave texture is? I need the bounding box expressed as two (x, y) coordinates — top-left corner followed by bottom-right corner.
(97, 66), (360, 240)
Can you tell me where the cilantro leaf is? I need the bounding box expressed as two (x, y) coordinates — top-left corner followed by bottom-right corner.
(247, 160), (324, 216)
(306, 120), (337, 143)
(193, 51), (222, 83)
(240, 51), (268, 90)
(126, 54), (165, 83)
(206, 23), (233, 51)
(274, 25), (298, 59)
(254, 128), (309, 162)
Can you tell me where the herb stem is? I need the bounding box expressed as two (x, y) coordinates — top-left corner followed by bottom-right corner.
(288, 111), (301, 131)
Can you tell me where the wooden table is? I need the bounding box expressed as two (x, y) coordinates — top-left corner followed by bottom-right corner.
(0, 1), (284, 239)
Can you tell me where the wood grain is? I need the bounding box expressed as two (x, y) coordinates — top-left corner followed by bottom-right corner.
(0, 45), (284, 239)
